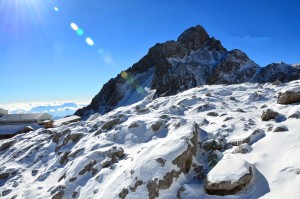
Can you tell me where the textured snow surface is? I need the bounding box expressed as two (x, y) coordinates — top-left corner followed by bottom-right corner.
(0, 80), (300, 199)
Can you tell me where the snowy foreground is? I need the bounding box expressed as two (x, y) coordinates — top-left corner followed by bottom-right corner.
(0, 80), (300, 199)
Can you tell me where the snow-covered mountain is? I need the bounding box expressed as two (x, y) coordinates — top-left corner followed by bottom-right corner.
(1, 80), (300, 198)
(75, 25), (300, 120)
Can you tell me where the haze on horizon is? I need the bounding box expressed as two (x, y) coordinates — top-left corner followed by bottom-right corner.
(1, 0), (299, 104)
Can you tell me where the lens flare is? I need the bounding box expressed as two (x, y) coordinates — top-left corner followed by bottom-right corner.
(97, 49), (104, 55)
(86, 37), (94, 46)
(70, 23), (79, 31)
(121, 71), (128, 79)
(54, 6), (59, 11)
(76, 29), (84, 36)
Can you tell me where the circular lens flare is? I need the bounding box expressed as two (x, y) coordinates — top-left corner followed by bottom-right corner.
(54, 6), (59, 11)
(86, 37), (94, 46)
(76, 29), (84, 36)
(121, 71), (128, 79)
(70, 23), (79, 31)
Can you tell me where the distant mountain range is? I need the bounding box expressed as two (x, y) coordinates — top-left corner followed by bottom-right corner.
(75, 25), (300, 119)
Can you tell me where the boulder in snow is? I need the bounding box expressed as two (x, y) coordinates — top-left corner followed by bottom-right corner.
(277, 87), (300, 104)
(288, 111), (300, 119)
(205, 158), (252, 195)
(232, 143), (252, 154)
(261, 109), (279, 121)
(273, 125), (289, 132)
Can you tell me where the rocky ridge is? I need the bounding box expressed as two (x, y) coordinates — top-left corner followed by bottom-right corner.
(75, 25), (300, 119)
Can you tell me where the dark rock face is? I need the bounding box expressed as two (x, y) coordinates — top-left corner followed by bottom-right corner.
(75, 25), (300, 120)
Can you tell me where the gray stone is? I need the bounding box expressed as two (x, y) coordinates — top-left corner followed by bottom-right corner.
(0, 140), (15, 151)
(0, 172), (10, 179)
(101, 118), (120, 130)
(232, 144), (252, 154)
(273, 126), (288, 132)
(261, 109), (279, 121)
(288, 111), (300, 119)
(277, 87), (300, 104)
(205, 158), (252, 195)
(51, 191), (65, 199)
(119, 188), (128, 199)
(207, 112), (219, 117)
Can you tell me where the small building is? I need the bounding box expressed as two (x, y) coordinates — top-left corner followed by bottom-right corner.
(0, 113), (52, 125)
(0, 108), (8, 116)
(54, 115), (81, 127)
(43, 120), (54, 129)
(0, 124), (41, 140)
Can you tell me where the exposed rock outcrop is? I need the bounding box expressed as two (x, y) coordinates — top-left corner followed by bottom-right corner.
(277, 87), (300, 104)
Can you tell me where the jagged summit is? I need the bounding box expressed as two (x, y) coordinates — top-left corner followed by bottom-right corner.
(177, 25), (210, 50)
(75, 25), (300, 119)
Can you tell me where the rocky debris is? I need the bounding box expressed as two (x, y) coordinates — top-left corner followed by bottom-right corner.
(145, 124), (198, 199)
(79, 160), (97, 175)
(128, 122), (139, 128)
(119, 188), (129, 199)
(235, 108), (246, 113)
(223, 116), (233, 122)
(0, 140), (15, 151)
(69, 177), (77, 182)
(101, 118), (120, 130)
(229, 129), (265, 146)
(207, 112), (219, 117)
(205, 158), (252, 195)
(202, 139), (222, 151)
(261, 109), (279, 121)
(59, 151), (70, 164)
(31, 170), (38, 176)
(274, 114), (287, 122)
(110, 146), (125, 158)
(277, 87), (300, 104)
(51, 191), (65, 199)
(207, 151), (222, 167)
(199, 118), (209, 126)
(151, 121), (164, 132)
(192, 164), (205, 180)
(229, 137), (250, 146)
(63, 133), (84, 146)
(0, 172), (10, 179)
(130, 180), (143, 192)
(197, 104), (215, 112)
(273, 126), (289, 132)
(147, 180), (159, 199)
(2, 189), (12, 197)
(272, 80), (282, 85)
(288, 111), (300, 119)
(248, 129), (265, 144)
(155, 158), (166, 166)
(101, 158), (112, 168)
(232, 144), (252, 154)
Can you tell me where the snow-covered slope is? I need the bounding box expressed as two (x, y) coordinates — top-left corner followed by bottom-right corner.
(1, 80), (300, 199)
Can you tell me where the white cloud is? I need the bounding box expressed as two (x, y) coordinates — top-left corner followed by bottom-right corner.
(0, 101), (89, 118)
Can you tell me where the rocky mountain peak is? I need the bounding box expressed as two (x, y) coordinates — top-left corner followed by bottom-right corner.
(177, 25), (210, 50)
(75, 25), (300, 119)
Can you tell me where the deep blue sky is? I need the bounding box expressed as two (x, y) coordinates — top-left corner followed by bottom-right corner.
(1, 0), (299, 104)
